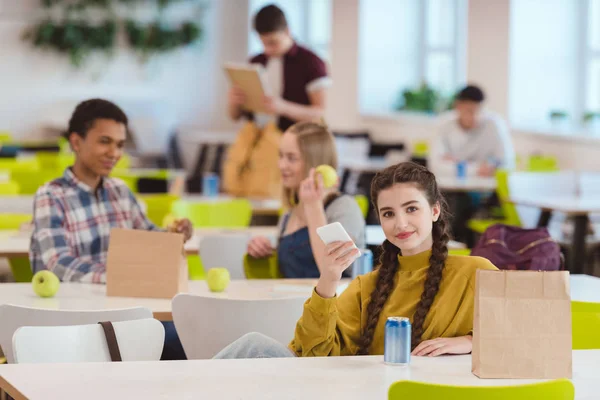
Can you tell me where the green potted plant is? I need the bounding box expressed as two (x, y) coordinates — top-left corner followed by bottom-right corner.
(583, 111), (600, 130)
(396, 82), (444, 114)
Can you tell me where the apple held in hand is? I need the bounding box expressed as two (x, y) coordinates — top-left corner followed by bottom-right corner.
(32, 270), (60, 298)
(206, 268), (231, 292)
(315, 165), (338, 189)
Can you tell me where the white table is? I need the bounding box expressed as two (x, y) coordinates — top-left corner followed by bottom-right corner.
(0, 351), (598, 400)
(0, 275), (597, 322)
(0, 279), (344, 322)
(0, 226), (462, 258)
(509, 194), (600, 274)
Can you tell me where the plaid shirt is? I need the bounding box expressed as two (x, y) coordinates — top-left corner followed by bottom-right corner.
(30, 168), (159, 283)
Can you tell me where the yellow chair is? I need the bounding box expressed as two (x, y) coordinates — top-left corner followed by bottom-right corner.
(171, 199), (253, 228)
(448, 248), (471, 256)
(467, 169), (521, 234)
(0, 131), (12, 143)
(572, 300), (600, 350)
(0, 213), (34, 282)
(0, 181), (19, 195)
(389, 379), (574, 400)
(354, 194), (369, 219)
(137, 194), (180, 227)
(243, 254), (281, 279)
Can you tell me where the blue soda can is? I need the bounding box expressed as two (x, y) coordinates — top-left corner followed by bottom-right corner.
(456, 160), (467, 180)
(384, 317), (411, 365)
(202, 173), (219, 197)
(351, 249), (373, 278)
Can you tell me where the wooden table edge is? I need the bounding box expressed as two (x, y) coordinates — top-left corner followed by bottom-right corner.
(0, 375), (28, 400)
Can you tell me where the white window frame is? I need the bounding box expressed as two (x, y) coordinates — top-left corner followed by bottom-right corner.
(582, 0), (600, 117)
(358, 0), (467, 116)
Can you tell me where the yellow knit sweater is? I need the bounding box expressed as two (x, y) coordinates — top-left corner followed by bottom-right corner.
(289, 250), (498, 356)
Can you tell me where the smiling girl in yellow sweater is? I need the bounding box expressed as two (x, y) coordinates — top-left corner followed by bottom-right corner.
(214, 162), (497, 359)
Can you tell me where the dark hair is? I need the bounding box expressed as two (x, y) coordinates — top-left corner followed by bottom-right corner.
(455, 85), (485, 103)
(66, 98), (128, 139)
(356, 162), (450, 355)
(253, 4), (288, 34)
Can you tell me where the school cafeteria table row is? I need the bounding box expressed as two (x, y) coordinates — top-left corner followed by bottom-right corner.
(0, 225), (467, 259)
(0, 275), (598, 322)
(0, 350), (598, 399)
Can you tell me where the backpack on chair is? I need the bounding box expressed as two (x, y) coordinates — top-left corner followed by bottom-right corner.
(470, 224), (563, 271)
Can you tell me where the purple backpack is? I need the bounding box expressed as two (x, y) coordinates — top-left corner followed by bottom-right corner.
(470, 224), (563, 271)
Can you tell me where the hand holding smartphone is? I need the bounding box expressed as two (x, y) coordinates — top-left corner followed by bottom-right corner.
(316, 222), (361, 257)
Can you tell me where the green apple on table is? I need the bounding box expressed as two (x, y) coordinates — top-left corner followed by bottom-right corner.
(32, 270), (60, 298)
(206, 268), (231, 292)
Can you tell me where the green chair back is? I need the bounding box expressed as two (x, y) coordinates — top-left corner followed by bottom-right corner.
(495, 169), (521, 226)
(527, 155), (559, 172)
(0, 132), (12, 143)
(354, 194), (369, 219)
(413, 141), (429, 157)
(243, 254), (281, 279)
(572, 300), (600, 349)
(171, 199), (253, 228)
(448, 248), (471, 256)
(0, 181), (20, 195)
(389, 379), (574, 400)
(35, 152), (74, 171)
(10, 167), (60, 195)
(137, 194), (180, 227)
(110, 170), (139, 193)
(0, 213), (34, 282)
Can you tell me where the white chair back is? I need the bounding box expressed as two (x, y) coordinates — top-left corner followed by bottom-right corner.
(199, 234), (253, 279)
(0, 304), (152, 363)
(12, 318), (164, 364)
(172, 294), (305, 359)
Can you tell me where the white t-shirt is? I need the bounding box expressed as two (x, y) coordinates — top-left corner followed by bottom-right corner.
(429, 110), (516, 176)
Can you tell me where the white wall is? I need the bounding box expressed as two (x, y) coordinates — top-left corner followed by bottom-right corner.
(0, 0), (247, 151)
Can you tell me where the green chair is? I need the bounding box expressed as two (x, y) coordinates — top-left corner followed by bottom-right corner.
(448, 248), (471, 256)
(10, 167), (59, 195)
(137, 194), (180, 227)
(0, 181), (20, 195)
(527, 155), (559, 172)
(0, 131), (12, 143)
(354, 194), (369, 219)
(171, 199), (253, 228)
(467, 169), (521, 234)
(171, 199), (252, 280)
(0, 213), (34, 282)
(572, 300), (600, 350)
(243, 254), (281, 279)
(413, 141), (430, 158)
(389, 379), (574, 400)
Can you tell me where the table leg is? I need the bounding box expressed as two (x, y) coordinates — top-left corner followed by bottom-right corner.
(570, 215), (589, 274)
(537, 210), (552, 227)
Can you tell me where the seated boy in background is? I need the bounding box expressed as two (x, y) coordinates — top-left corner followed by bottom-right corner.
(429, 85), (515, 177)
(30, 99), (192, 359)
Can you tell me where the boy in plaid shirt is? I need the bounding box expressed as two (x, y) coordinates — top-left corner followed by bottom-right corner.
(30, 99), (193, 283)
(30, 99), (193, 360)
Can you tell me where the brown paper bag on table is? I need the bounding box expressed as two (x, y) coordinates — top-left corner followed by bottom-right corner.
(472, 270), (572, 379)
(106, 228), (188, 299)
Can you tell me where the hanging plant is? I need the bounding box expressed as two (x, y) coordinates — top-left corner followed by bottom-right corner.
(125, 20), (202, 61)
(23, 19), (117, 67)
(23, 0), (204, 68)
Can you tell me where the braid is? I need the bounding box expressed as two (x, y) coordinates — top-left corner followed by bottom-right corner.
(410, 214), (450, 349)
(356, 239), (399, 355)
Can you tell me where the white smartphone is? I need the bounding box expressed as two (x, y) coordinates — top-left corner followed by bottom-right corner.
(316, 222), (361, 257)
